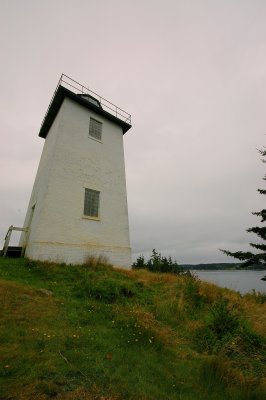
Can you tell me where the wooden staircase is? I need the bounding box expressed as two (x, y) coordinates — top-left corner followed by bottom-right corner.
(1, 226), (27, 258)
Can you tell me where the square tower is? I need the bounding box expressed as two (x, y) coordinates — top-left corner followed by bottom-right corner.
(20, 75), (132, 268)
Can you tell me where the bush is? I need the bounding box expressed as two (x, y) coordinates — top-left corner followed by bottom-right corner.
(195, 298), (241, 353)
(207, 298), (240, 339)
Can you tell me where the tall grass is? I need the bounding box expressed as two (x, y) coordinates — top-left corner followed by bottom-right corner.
(0, 258), (265, 400)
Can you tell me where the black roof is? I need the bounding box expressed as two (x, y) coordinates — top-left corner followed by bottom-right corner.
(39, 85), (132, 138)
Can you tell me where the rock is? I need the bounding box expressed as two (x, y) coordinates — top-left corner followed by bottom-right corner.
(37, 288), (53, 296)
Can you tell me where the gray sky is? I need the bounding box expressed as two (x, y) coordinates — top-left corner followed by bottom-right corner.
(0, 0), (265, 263)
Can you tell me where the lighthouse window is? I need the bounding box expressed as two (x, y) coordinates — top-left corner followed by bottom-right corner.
(89, 118), (102, 141)
(84, 188), (100, 218)
(88, 97), (100, 107)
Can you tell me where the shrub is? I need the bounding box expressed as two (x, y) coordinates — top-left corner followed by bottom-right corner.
(194, 298), (241, 353)
(132, 254), (145, 269)
(207, 298), (240, 339)
(194, 297), (266, 357)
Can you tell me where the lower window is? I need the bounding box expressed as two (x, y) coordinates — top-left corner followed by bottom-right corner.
(84, 188), (100, 218)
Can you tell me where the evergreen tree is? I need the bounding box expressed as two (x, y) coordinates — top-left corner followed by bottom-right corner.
(132, 249), (187, 274)
(221, 148), (266, 267)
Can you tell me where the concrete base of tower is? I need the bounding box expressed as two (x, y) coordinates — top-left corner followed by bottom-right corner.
(24, 242), (132, 269)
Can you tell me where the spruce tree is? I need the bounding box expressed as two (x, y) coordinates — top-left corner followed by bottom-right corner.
(221, 148), (266, 267)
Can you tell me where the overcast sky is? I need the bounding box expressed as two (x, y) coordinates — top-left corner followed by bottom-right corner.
(0, 0), (265, 263)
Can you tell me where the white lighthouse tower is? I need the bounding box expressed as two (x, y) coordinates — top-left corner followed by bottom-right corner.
(20, 74), (132, 268)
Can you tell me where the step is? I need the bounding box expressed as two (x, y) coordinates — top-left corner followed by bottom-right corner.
(4, 246), (23, 258)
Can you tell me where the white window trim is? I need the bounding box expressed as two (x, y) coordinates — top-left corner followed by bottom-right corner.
(88, 135), (103, 144)
(82, 215), (100, 221)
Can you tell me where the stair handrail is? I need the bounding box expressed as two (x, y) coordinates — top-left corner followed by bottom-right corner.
(2, 226), (28, 257)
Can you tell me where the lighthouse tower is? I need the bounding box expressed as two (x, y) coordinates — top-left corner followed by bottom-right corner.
(20, 75), (132, 268)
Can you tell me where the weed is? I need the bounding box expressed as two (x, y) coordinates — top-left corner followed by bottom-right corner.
(199, 356), (241, 388)
(245, 289), (266, 304)
(199, 357), (266, 399)
(184, 275), (207, 309)
(83, 254), (112, 268)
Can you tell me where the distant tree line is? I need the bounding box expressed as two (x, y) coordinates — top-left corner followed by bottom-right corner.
(181, 263), (241, 270)
(132, 249), (190, 275)
(180, 263), (266, 270)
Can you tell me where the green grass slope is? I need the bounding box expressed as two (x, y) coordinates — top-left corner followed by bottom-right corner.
(0, 258), (265, 400)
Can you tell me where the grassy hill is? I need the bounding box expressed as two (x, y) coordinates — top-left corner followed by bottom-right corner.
(0, 258), (265, 400)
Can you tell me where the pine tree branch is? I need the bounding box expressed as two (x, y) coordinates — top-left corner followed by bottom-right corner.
(220, 249), (266, 266)
(252, 209), (266, 222)
(249, 243), (266, 251)
(247, 226), (266, 240)
(220, 249), (254, 260)
(258, 147), (266, 159)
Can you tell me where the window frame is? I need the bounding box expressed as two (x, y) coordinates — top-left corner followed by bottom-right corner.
(89, 117), (102, 142)
(83, 188), (100, 220)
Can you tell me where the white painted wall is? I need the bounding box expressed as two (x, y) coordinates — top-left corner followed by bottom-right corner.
(20, 97), (131, 268)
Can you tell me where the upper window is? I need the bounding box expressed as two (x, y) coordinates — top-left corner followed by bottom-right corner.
(88, 97), (100, 107)
(78, 94), (102, 108)
(84, 188), (100, 218)
(89, 118), (102, 141)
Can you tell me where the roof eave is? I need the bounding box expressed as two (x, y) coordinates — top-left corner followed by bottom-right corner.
(39, 85), (132, 138)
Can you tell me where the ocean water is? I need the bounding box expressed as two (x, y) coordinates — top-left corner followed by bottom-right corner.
(194, 270), (266, 294)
